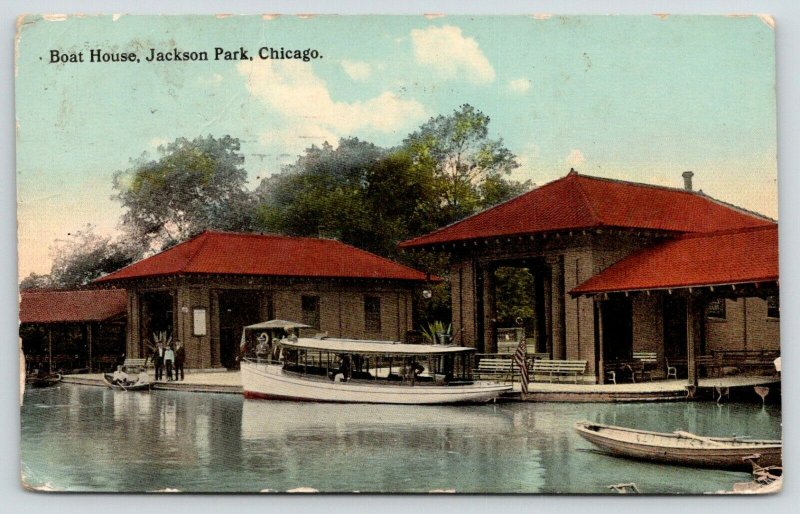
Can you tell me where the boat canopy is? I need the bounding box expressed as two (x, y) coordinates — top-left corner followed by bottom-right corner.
(282, 338), (475, 356)
(243, 320), (312, 331)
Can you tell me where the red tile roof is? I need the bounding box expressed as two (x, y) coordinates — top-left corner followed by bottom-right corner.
(20, 289), (128, 324)
(399, 171), (772, 248)
(95, 231), (432, 283)
(570, 225), (778, 295)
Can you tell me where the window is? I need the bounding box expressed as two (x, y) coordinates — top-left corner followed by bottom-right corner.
(706, 298), (726, 320)
(767, 295), (780, 319)
(301, 295), (320, 329)
(364, 296), (381, 332)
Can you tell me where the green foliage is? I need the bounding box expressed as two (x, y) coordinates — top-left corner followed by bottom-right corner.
(402, 104), (527, 226)
(494, 267), (535, 325)
(22, 225), (141, 289)
(113, 135), (255, 251)
(19, 272), (53, 291)
(421, 320), (452, 344)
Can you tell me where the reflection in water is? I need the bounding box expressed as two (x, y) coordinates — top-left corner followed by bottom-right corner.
(21, 385), (781, 493)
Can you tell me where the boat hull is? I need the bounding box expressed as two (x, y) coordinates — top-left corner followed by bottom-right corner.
(575, 421), (782, 470)
(241, 361), (511, 404)
(102, 374), (152, 391)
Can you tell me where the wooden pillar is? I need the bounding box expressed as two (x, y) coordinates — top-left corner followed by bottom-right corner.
(596, 298), (605, 385)
(686, 294), (703, 387)
(88, 323), (93, 373)
(548, 256), (566, 360)
(127, 290), (141, 359)
(542, 269), (552, 356)
(47, 327), (52, 373)
(481, 265), (497, 354)
(210, 290), (221, 367)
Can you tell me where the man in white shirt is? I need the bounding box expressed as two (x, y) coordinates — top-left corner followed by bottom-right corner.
(135, 370), (150, 385)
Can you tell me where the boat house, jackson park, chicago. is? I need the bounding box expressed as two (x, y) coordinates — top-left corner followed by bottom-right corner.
(399, 170), (779, 386)
(93, 231), (433, 370)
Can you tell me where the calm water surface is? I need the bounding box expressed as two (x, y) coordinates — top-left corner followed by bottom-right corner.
(21, 384), (781, 493)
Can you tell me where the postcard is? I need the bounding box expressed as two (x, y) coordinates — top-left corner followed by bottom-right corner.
(17, 14), (781, 494)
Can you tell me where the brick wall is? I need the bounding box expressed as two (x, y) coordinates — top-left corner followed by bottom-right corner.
(705, 298), (780, 352)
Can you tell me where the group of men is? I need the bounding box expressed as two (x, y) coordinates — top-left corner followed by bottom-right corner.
(152, 341), (186, 381)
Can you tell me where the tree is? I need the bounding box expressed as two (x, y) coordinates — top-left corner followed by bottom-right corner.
(113, 135), (255, 252)
(46, 225), (139, 288)
(255, 138), (434, 258)
(19, 272), (53, 291)
(402, 104), (528, 226)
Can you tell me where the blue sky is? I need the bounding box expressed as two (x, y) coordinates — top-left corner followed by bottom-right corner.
(16, 14), (777, 278)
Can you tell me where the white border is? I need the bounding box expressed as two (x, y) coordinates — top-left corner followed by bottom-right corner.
(3, 2), (798, 513)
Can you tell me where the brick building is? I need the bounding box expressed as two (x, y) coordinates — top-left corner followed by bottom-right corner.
(400, 170), (779, 384)
(94, 231), (432, 369)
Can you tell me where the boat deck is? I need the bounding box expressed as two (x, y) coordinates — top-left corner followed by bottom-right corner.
(57, 372), (779, 402)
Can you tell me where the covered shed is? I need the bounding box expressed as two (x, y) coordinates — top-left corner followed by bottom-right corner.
(19, 289), (128, 373)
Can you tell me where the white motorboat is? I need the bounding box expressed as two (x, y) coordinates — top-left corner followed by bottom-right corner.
(239, 321), (511, 405)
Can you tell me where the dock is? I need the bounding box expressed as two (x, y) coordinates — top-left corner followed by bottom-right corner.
(504, 375), (780, 402)
(59, 372), (779, 403)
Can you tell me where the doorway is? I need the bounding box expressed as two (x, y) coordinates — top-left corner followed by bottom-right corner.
(602, 296), (633, 361)
(141, 291), (175, 355)
(219, 291), (262, 369)
(663, 296), (687, 358)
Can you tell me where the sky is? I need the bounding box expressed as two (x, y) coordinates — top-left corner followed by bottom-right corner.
(15, 14), (777, 279)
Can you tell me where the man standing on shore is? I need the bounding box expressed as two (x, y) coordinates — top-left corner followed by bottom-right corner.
(164, 344), (175, 382)
(174, 341), (185, 381)
(153, 343), (165, 381)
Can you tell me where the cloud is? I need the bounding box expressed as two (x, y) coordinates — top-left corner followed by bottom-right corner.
(410, 25), (495, 84)
(509, 78), (531, 93)
(565, 149), (586, 167)
(237, 60), (426, 153)
(341, 60), (372, 81)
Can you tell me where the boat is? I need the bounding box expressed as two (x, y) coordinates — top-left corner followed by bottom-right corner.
(574, 421), (782, 470)
(102, 373), (152, 391)
(25, 372), (62, 389)
(239, 320), (511, 405)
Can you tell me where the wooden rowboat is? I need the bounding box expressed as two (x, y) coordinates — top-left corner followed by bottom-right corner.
(25, 373), (62, 389)
(574, 421), (781, 470)
(102, 374), (152, 391)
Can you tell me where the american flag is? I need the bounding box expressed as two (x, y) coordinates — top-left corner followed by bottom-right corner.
(513, 338), (529, 395)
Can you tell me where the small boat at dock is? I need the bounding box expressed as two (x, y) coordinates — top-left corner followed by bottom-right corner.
(240, 320), (511, 405)
(102, 374), (152, 391)
(574, 421), (781, 470)
(25, 372), (62, 389)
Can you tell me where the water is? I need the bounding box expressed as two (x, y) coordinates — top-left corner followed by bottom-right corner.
(20, 384), (781, 493)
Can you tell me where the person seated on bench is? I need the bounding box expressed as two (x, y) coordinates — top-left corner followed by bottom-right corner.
(112, 366), (130, 386)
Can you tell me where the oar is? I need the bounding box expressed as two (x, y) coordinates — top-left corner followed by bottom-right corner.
(673, 430), (725, 446)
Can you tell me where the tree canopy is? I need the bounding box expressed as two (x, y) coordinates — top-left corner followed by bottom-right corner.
(113, 135), (256, 252)
(403, 104), (528, 226)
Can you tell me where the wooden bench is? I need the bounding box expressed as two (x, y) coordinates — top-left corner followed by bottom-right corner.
(476, 358), (516, 382)
(631, 351), (658, 382)
(122, 358), (148, 373)
(531, 359), (587, 383)
(711, 349), (779, 375)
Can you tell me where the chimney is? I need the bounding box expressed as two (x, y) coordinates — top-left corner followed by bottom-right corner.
(682, 171), (694, 191)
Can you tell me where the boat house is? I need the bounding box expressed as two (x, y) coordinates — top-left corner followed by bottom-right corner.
(399, 171), (779, 385)
(19, 289), (128, 373)
(94, 231), (432, 370)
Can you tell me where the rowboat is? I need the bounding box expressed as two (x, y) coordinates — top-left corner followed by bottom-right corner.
(102, 373), (152, 391)
(240, 321), (511, 404)
(574, 421), (782, 470)
(25, 373), (62, 389)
